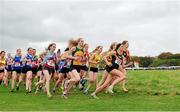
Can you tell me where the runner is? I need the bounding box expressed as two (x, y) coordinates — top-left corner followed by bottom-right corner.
(0, 51), (6, 86)
(84, 46), (103, 95)
(11, 49), (22, 92)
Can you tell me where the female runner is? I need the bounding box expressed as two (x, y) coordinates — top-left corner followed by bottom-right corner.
(84, 46), (103, 95)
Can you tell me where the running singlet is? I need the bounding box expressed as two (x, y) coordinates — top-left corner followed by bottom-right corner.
(110, 52), (118, 65)
(5, 56), (13, 71)
(114, 51), (123, 65)
(83, 51), (89, 66)
(43, 51), (56, 67)
(32, 55), (38, 68)
(89, 53), (101, 68)
(122, 50), (130, 64)
(58, 60), (66, 72)
(72, 47), (84, 65)
(25, 54), (33, 67)
(0, 58), (6, 67)
(6, 57), (13, 65)
(105, 53), (119, 73)
(14, 55), (22, 67)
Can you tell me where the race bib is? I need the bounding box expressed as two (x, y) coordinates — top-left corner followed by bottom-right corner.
(14, 63), (20, 67)
(115, 60), (120, 64)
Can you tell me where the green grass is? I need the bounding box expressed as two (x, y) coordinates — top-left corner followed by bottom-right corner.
(0, 70), (180, 111)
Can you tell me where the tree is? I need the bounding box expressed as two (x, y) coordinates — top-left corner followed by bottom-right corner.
(158, 52), (173, 59)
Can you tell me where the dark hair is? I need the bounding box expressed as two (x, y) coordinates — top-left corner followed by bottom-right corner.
(0, 51), (5, 55)
(57, 49), (61, 53)
(64, 48), (69, 51)
(27, 47), (33, 51)
(48, 43), (56, 50)
(115, 43), (122, 52)
(122, 40), (128, 45)
(33, 49), (36, 51)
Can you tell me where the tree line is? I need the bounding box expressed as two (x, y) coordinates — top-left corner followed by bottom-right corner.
(131, 52), (180, 67)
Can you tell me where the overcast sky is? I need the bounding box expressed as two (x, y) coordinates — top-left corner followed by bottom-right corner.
(0, 0), (180, 56)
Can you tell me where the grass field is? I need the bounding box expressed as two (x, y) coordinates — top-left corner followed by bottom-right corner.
(0, 70), (180, 111)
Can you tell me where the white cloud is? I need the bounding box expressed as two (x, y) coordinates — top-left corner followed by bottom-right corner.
(0, 0), (179, 56)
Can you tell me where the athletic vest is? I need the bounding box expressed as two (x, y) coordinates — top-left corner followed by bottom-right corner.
(122, 50), (130, 64)
(89, 53), (101, 68)
(43, 51), (56, 66)
(14, 55), (22, 67)
(0, 58), (6, 66)
(72, 47), (84, 65)
(32, 55), (38, 68)
(123, 50), (129, 59)
(6, 57), (13, 65)
(25, 54), (33, 66)
(114, 51), (124, 65)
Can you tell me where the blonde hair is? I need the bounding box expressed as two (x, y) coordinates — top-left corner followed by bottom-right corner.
(83, 43), (88, 47)
(68, 38), (78, 48)
(68, 38), (83, 48)
(76, 38), (83, 43)
(39, 52), (46, 58)
(91, 46), (102, 54)
(16, 48), (21, 52)
(108, 42), (117, 51)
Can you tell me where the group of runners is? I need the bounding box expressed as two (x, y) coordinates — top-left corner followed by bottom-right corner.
(0, 38), (133, 99)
